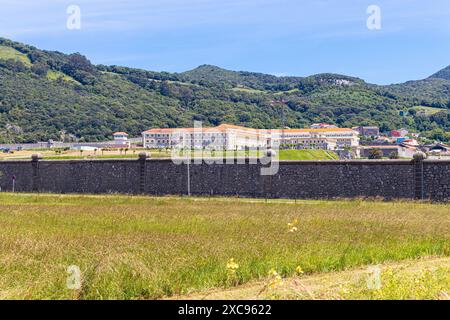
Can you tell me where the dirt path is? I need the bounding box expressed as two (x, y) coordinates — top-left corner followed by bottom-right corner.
(169, 257), (450, 300)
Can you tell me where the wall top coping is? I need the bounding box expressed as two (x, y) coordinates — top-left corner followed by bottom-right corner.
(1, 158), (450, 165)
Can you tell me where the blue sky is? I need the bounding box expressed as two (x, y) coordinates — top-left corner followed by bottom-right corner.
(1, 0), (450, 84)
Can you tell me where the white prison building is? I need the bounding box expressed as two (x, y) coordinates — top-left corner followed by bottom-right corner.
(142, 124), (359, 153)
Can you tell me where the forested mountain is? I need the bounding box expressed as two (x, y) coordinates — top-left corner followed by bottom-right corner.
(0, 37), (449, 144)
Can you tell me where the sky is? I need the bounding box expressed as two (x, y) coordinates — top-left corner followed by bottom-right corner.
(1, 0), (450, 85)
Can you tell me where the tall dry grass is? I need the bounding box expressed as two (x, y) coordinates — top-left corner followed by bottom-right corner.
(0, 193), (448, 299)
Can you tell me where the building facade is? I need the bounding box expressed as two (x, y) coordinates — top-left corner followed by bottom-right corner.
(142, 124), (267, 150)
(143, 124), (360, 155)
(353, 126), (380, 137)
(274, 128), (359, 150)
(390, 128), (409, 138)
(112, 132), (131, 148)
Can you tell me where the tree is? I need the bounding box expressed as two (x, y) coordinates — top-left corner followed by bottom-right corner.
(408, 108), (417, 116)
(159, 81), (172, 96)
(368, 149), (383, 159)
(65, 53), (94, 72)
(31, 62), (49, 76)
(430, 111), (449, 128)
(61, 53), (96, 84)
(388, 151), (399, 159)
(427, 128), (446, 142)
(379, 123), (392, 135)
(0, 59), (27, 72)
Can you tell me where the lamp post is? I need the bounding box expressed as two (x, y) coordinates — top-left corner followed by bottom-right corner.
(186, 147), (191, 197)
(187, 152), (191, 197)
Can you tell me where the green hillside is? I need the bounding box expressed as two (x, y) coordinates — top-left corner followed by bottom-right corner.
(0, 37), (449, 144)
(0, 45), (31, 66)
(46, 70), (79, 83)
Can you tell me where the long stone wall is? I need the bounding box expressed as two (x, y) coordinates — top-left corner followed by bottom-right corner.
(0, 158), (449, 201)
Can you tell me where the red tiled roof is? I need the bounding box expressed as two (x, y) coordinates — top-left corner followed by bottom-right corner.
(275, 128), (355, 133)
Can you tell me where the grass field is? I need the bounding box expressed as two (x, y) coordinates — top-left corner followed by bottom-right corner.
(278, 150), (338, 161)
(0, 45), (32, 66)
(412, 106), (449, 116)
(0, 149), (338, 161)
(231, 87), (267, 94)
(0, 193), (448, 300)
(231, 86), (301, 95)
(46, 70), (79, 84)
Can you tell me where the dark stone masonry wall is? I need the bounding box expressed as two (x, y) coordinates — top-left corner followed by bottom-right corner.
(423, 161), (450, 201)
(0, 158), (449, 201)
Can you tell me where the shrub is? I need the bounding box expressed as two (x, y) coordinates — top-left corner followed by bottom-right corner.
(368, 149), (383, 159)
(389, 151), (399, 159)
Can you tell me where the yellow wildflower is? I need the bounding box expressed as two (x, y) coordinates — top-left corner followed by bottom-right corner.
(287, 219), (299, 232)
(268, 268), (282, 288)
(226, 258), (239, 274)
(295, 266), (304, 275)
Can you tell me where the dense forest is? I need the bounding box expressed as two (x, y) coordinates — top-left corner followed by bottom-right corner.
(0, 37), (449, 144)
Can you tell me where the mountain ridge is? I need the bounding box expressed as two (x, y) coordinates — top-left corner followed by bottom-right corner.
(429, 65), (450, 81)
